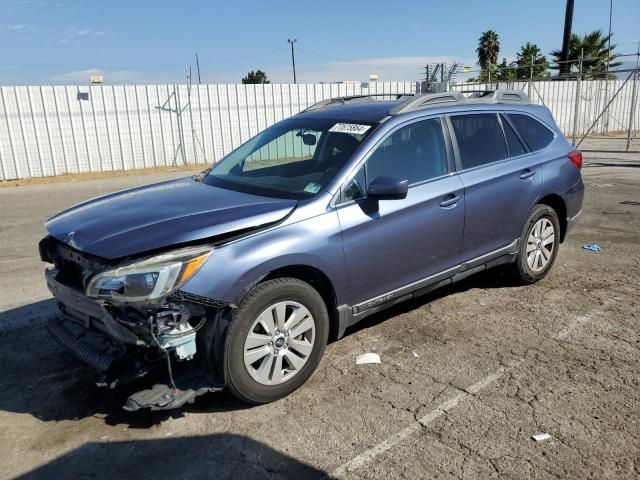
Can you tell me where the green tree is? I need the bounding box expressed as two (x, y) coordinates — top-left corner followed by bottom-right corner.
(550, 30), (622, 79)
(476, 30), (500, 81)
(515, 42), (549, 79)
(495, 58), (517, 82)
(242, 69), (270, 84)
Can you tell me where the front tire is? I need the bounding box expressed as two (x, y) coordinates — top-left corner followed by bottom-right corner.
(224, 278), (329, 404)
(511, 204), (560, 284)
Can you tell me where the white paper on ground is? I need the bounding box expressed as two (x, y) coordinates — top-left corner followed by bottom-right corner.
(356, 352), (381, 365)
(532, 433), (552, 442)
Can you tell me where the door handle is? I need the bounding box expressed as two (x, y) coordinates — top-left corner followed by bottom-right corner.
(519, 169), (536, 180)
(439, 193), (461, 208)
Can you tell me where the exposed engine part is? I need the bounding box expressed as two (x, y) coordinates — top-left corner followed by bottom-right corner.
(154, 310), (202, 360)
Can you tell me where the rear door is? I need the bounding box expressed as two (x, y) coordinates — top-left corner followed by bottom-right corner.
(336, 117), (465, 307)
(448, 112), (543, 261)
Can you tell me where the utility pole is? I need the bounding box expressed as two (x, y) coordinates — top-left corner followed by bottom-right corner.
(560, 0), (574, 78)
(287, 38), (297, 84)
(195, 53), (201, 84)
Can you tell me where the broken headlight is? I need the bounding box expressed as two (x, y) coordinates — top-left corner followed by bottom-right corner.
(86, 246), (212, 302)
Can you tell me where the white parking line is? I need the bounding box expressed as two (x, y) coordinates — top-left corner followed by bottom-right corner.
(0, 256), (41, 265)
(330, 299), (615, 478)
(330, 366), (510, 478)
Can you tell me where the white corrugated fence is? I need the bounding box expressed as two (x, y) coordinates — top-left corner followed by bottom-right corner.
(0, 82), (416, 181)
(0, 79), (638, 181)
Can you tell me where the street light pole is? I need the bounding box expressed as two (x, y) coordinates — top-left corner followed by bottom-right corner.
(288, 38), (297, 84)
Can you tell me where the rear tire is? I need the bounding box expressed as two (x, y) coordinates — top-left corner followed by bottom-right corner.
(511, 204), (560, 284)
(224, 278), (329, 404)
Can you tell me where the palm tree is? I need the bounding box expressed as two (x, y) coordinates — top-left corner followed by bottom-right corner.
(550, 30), (621, 79)
(476, 30), (500, 81)
(515, 43), (549, 79)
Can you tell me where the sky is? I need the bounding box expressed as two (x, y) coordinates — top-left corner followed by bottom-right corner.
(0, 0), (638, 85)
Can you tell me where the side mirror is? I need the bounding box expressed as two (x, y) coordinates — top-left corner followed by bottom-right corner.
(367, 175), (408, 200)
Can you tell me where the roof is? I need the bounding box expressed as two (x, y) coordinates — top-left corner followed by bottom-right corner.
(295, 100), (400, 123)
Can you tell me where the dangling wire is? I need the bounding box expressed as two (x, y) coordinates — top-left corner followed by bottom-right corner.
(149, 316), (178, 397)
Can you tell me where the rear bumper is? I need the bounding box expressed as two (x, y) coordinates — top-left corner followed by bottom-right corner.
(566, 208), (582, 236)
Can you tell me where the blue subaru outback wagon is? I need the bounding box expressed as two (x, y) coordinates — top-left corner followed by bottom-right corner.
(40, 90), (584, 410)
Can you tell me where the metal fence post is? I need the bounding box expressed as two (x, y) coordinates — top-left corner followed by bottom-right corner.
(528, 55), (533, 100)
(627, 42), (640, 152)
(572, 52), (583, 145)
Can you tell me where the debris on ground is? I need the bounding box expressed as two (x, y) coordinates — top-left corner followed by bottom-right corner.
(619, 200), (640, 206)
(590, 183), (615, 187)
(356, 353), (381, 365)
(412, 352), (419, 358)
(583, 244), (603, 252)
(532, 433), (553, 443)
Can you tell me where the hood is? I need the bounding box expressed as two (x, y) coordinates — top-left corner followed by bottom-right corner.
(46, 177), (297, 259)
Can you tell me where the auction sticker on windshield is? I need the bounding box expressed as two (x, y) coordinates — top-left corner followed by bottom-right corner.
(329, 123), (371, 135)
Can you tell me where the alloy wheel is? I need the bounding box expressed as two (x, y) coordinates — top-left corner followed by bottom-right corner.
(243, 301), (316, 386)
(526, 218), (555, 272)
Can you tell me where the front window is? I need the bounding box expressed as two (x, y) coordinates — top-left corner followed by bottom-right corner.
(204, 118), (375, 199)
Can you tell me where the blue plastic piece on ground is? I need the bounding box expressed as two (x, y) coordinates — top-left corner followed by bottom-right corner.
(583, 244), (603, 252)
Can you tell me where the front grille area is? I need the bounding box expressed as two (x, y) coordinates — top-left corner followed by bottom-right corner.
(39, 236), (112, 290)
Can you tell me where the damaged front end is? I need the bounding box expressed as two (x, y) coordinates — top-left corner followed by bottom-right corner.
(39, 236), (229, 411)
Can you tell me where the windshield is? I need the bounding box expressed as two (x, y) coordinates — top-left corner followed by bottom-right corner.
(203, 118), (375, 199)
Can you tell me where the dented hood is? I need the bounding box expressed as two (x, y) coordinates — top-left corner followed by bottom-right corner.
(46, 177), (297, 259)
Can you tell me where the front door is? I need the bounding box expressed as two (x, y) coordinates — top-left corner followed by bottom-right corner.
(336, 118), (465, 307)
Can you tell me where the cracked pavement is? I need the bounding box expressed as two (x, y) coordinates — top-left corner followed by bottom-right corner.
(0, 141), (639, 479)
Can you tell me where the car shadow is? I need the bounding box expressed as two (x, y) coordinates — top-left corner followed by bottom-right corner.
(0, 267), (516, 427)
(0, 298), (58, 332)
(16, 433), (331, 480)
(344, 266), (516, 336)
(585, 161), (640, 168)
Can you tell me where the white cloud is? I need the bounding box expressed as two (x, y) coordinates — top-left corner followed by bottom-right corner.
(58, 27), (105, 43)
(5, 23), (38, 32)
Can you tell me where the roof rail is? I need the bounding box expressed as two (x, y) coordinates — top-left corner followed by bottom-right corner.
(466, 90), (529, 103)
(302, 93), (414, 112)
(388, 92), (466, 115)
(389, 89), (530, 116)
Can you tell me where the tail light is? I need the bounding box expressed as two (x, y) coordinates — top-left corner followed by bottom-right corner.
(567, 150), (582, 170)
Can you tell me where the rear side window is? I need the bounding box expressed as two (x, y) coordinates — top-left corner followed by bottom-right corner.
(500, 115), (527, 157)
(508, 114), (554, 151)
(450, 113), (508, 169)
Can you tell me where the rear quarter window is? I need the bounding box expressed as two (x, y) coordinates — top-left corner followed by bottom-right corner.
(508, 113), (554, 151)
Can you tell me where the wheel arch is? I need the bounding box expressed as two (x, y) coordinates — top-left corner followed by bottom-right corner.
(261, 265), (340, 342)
(537, 193), (567, 242)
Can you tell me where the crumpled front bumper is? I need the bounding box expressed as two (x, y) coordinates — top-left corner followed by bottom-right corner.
(44, 268), (227, 410)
